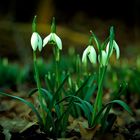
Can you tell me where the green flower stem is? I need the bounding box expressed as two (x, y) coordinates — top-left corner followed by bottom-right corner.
(91, 65), (107, 126)
(53, 46), (64, 115)
(55, 60), (59, 89)
(33, 51), (46, 127)
(76, 54), (81, 80)
(53, 46), (60, 89)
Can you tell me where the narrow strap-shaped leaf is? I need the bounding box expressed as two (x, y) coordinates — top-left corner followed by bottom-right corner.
(55, 95), (72, 105)
(111, 81), (128, 100)
(56, 76), (90, 106)
(92, 99), (132, 126)
(55, 104), (61, 118)
(56, 94), (93, 125)
(108, 100), (132, 114)
(101, 105), (116, 133)
(90, 30), (100, 51)
(86, 73), (97, 87)
(45, 108), (55, 131)
(74, 101), (92, 123)
(0, 91), (43, 127)
(28, 88), (38, 97)
(84, 101), (94, 113)
(45, 73), (54, 93)
(74, 76), (90, 96)
(52, 74), (69, 104)
(41, 88), (53, 99)
(28, 88), (53, 110)
(28, 88), (52, 100)
(54, 74), (69, 95)
(73, 96), (93, 122)
(84, 83), (97, 102)
(55, 77), (90, 127)
(100, 104), (112, 132)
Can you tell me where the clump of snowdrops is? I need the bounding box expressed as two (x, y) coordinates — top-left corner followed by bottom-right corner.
(0, 16), (132, 138)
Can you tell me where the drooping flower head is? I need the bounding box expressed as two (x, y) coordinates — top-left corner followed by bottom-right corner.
(98, 26), (120, 66)
(31, 32), (42, 51)
(98, 50), (108, 66)
(43, 17), (62, 50)
(31, 15), (43, 52)
(82, 36), (97, 66)
(106, 40), (120, 59)
(82, 45), (97, 65)
(98, 40), (120, 67)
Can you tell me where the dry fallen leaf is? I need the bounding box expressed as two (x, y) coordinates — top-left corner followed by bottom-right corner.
(58, 136), (79, 140)
(19, 121), (37, 133)
(78, 123), (101, 140)
(0, 117), (31, 133)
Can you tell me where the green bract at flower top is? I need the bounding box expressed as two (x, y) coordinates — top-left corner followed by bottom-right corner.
(31, 32), (42, 52)
(43, 17), (62, 50)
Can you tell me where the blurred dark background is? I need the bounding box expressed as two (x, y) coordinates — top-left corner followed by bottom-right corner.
(0, 0), (139, 24)
(0, 0), (140, 63)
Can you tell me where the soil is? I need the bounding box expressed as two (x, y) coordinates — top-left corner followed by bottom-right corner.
(0, 89), (140, 140)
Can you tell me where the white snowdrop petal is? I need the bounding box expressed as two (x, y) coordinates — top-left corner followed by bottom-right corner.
(98, 50), (108, 66)
(37, 34), (43, 52)
(101, 50), (108, 66)
(82, 47), (88, 64)
(43, 34), (51, 47)
(31, 32), (38, 51)
(113, 40), (120, 59)
(54, 33), (62, 50)
(106, 41), (113, 57)
(88, 46), (96, 64)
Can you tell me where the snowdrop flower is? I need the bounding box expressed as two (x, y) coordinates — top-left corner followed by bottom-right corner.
(98, 50), (108, 66)
(82, 45), (97, 65)
(43, 17), (62, 50)
(43, 33), (62, 50)
(31, 32), (42, 52)
(98, 40), (120, 66)
(106, 40), (120, 59)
